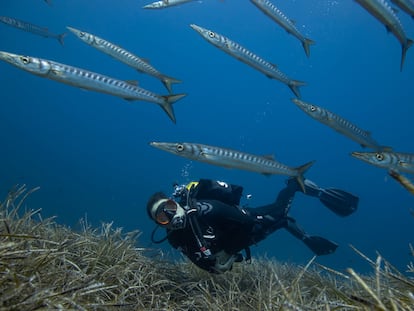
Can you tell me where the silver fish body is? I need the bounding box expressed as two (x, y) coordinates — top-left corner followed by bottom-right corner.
(190, 24), (305, 98)
(0, 51), (185, 123)
(390, 0), (414, 18)
(250, 0), (315, 57)
(351, 151), (414, 174)
(292, 98), (386, 151)
(0, 16), (65, 45)
(143, 0), (193, 9)
(150, 141), (314, 189)
(354, 0), (413, 71)
(66, 26), (180, 93)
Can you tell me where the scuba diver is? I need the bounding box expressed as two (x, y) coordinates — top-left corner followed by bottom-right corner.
(146, 177), (359, 274)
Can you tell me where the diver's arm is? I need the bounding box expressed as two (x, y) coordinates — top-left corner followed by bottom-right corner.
(273, 178), (323, 214)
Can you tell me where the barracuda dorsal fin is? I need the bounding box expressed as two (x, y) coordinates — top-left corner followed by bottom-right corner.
(380, 146), (393, 152)
(262, 154), (275, 160)
(125, 80), (138, 86)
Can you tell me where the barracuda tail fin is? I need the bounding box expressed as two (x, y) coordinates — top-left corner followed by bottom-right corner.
(302, 38), (315, 58)
(160, 93), (186, 124)
(401, 39), (414, 71)
(295, 160), (315, 193)
(57, 33), (67, 46)
(161, 76), (182, 93)
(288, 80), (306, 98)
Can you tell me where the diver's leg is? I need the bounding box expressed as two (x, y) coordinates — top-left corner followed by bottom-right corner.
(252, 177), (329, 216)
(254, 178), (300, 217)
(285, 217), (338, 256)
(246, 180), (300, 244)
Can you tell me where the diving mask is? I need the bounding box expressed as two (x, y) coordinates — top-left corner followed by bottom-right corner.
(152, 199), (186, 229)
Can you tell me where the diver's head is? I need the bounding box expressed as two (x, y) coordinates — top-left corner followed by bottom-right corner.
(146, 192), (187, 229)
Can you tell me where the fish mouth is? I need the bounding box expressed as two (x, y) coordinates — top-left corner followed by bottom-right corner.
(350, 151), (367, 160)
(291, 98), (304, 107)
(149, 141), (169, 151)
(0, 51), (16, 62)
(142, 3), (157, 9)
(66, 26), (78, 34)
(66, 26), (84, 37)
(189, 24), (203, 33)
(149, 142), (183, 154)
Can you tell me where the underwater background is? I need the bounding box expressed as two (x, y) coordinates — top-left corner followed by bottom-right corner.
(0, 0), (413, 274)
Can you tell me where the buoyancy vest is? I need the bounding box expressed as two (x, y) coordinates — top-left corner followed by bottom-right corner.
(188, 179), (243, 206)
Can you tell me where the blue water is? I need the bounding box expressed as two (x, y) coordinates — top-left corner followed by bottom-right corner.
(1, 0), (413, 274)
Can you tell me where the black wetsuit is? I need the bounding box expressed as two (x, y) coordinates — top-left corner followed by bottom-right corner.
(166, 179), (320, 273)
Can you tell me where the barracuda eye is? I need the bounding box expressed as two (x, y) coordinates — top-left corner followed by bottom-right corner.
(375, 153), (384, 161)
(176, 144), (184, 152)
(20, 56), (30, 64)
(310, 105), (316, 112)
(208, 31), (215, 38)
(79, 32), (85, 37)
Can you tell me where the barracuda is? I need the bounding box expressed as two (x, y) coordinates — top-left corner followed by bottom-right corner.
(292, 98), (388, 151)
(0, 16), (65, 45)
(250, 0), (315, 58)
(150, 141), (315, 190)
(190, 24), (305, 98)
(351, 151), (414, 174)
(66, 26), (181, 93)
(390, 0), (414, 19)
(354, 0), (413, 71)
(143, 0), (193, 9)
(0, 51), (185, 123)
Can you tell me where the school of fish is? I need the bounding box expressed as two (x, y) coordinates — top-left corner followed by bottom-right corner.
(0, 0), (413, 195)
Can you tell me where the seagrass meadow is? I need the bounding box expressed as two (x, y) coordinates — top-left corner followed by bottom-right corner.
(0, 185), (413, 311)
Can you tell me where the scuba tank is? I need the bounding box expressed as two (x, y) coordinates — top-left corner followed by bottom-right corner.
(173, 179), (244, 206)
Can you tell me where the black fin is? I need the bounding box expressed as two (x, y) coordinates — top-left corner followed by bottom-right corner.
(303, 236), (338, 256)
(319, 188), (359, 217)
